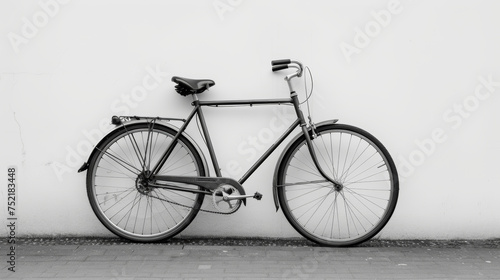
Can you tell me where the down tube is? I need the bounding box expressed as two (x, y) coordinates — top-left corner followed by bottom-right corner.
(239, 119), (300, 184)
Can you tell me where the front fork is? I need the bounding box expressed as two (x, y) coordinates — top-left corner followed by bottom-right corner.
(290, 93), (343, 189)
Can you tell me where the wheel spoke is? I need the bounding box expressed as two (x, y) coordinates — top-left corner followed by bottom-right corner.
(127, 132), (147, 171)
(97, 147), (142, 175)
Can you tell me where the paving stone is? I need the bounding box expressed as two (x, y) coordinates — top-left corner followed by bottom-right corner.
(2, 238), (500, 279)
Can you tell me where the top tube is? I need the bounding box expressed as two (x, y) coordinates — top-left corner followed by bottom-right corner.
(196, 98), (293, 107)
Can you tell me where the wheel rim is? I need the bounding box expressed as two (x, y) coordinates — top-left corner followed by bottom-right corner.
(280, 128), (397, 244)
(89, 126), (202, 239)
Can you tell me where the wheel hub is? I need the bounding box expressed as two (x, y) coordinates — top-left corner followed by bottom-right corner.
(333, 182), (344, 192)
(135, 171), (153, 195)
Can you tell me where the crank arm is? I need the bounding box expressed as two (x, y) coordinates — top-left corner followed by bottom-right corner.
(223, 192), (262, 201)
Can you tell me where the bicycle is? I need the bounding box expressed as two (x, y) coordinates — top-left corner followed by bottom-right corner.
(78, 59), (399, 247)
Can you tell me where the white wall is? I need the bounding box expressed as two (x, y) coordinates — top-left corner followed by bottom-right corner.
(1, 0), (499, 239)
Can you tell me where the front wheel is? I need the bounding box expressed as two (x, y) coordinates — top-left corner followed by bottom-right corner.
(277, 124), (399, 246)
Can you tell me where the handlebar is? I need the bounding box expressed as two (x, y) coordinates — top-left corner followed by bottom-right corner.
(272, 64), (288, 71)
(271, 59), (305, 94)
(271, 59), (303, 78)
(271, 59), (291, 66)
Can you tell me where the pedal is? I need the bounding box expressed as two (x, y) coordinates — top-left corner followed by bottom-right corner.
(253, 192), (263, 200)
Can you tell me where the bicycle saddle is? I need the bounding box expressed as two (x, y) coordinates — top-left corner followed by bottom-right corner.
(172, 76), (215, 96)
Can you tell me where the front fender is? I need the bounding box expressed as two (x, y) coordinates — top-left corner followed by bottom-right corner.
(77, 118), (209, 177)
(272, 119), (338, 211)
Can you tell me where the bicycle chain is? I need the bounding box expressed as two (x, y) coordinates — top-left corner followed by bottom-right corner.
(148, 194), (232, 215)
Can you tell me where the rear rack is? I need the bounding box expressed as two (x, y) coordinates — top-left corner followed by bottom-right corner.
(111, 115), (186, 126)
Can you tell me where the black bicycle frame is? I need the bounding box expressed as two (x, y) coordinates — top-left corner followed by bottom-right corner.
(151, 96), (300, 182)
(150, 93), (339, 194)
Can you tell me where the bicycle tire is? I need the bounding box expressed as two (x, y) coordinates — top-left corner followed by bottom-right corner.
(277, 124), (399, 246)
(86, 122), (206, 242)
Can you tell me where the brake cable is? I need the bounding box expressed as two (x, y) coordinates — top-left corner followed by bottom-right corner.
(301, 66), (317, 138)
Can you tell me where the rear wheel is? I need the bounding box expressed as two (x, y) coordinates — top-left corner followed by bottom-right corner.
(86, 122), (206, 242)
(277, 124), (398, 246)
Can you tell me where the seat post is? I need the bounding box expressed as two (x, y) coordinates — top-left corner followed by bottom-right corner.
(191, 94), (199, 102)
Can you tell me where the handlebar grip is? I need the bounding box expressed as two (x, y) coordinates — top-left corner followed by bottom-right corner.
(272, 64), (289, 72)
(271, 59), (291, 66)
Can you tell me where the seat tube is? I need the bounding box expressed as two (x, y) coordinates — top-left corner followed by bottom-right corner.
(195, 101), (223, 177)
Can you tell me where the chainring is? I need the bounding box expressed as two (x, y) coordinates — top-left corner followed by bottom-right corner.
(212, 185), (242, 214)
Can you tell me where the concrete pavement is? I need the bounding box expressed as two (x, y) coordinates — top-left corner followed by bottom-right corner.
(1, 238), (499, 279)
